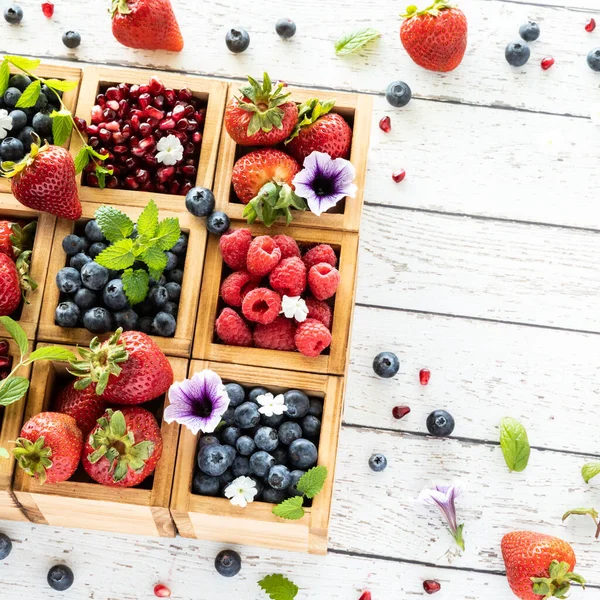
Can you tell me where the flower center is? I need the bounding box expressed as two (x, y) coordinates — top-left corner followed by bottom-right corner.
(312, 176), (334, 197)
(195, 397), (214, 418)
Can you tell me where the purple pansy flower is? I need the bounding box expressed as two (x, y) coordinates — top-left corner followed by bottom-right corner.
(164, 370), (230, 435)
(292, 151), (357, 216)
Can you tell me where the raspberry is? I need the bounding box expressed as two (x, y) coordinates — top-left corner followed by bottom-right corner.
(220, 271), (259, 307)
(269, 257), (306, 297)
(247, 236), (282, 276)
(254, 316), (296, 350)
(303, 244), (337, 270)
(295, 318), (332, 357)
(215, 308), (253, 346)
(308, 262), (340, 301)
(219, 228), (252, 270)
(273, 234), (301, 260)
(305, 297), (332, 329)
(242, 287), (282, 325)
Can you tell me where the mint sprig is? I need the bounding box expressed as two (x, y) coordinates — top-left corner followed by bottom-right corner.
(272, 466), (328, 520)
(582, 463), (600, 484)
(499, 417), (530, 472)
(258, 574), (298, 600)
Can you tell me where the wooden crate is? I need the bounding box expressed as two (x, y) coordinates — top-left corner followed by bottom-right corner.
(214, 84), (373, 231)
(37, 201), (206, 358)
(0, 63), (82, 195)
(12, 344), (186, 537)
(0, 338), (32, 522)
(171, 360), (344, 554)
(0, 195), (56, 341)
(70, 66), (228, 209)
(193, 221), (359, 375)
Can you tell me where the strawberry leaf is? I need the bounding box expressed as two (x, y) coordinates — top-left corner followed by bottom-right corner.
(0, 60), (10, 97)
(95, 239), (135, 270)
(272, 495), (305, 520)
(74, 147), (90, 174)
(122, 268), (149, 305)
(334, 28), (381, 56)
(296, 465), (327, 499)
(16, 80), (41, 109)
(50, 109), (73, 146)
(0, 376), (29, 407)
(43, 78), (78, 93)
(0, 316), (28, 357)
(258, 574), (299, 600)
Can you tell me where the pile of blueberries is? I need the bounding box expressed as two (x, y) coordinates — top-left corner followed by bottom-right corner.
(54, 219), (187, 337)
(194, 383), (322, 504)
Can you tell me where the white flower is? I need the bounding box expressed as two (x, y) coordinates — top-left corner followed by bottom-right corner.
(0, 110), (13, 140)
(224, 476), (257, 508)
(281, 295), (308, 322)
(256, 393), (288, 418)
(591, 105), (600, 126)
(155, 134), (183, 166)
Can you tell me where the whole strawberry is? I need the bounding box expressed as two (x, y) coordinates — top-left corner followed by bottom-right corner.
(0, 220), (36, 261)
(225, 73), (299, 146)
(13, 412), (83, 484)
(400, 1), (468, 72)
(54, 381), (106, 437)
(0, 222), (15, 259)
(111, 0), (184, 52)
(0, 254), (21, 317)
(286, 98), (352, 164)
(501, 531), (585, 600)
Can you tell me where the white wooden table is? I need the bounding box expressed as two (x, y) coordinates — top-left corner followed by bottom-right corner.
(2, 0), (600, 598)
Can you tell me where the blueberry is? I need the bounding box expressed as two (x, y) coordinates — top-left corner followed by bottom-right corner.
(308, 398), (323, 417)
(385, 81), (412, 108)
(587, 48), (600, 72)
(426, 410), (455, 437)
(288, 438), (317, 469)
(167, 268), (184, 284)
(232, 455), (250, 477)
(31, 112), (52, 138)
(83, 307), (113, 334)
(199, 435), (220, 449)
(103, 279), (128, 311)
(519, 21), (540, 42)
(56, 267), (81, 294)
(214, 549), (241, 578)
(148, 285), (168, 308)
(222, 426), (242, 447)
(283, 389), (309, 418)
(271, 445), (288, 466)
(236, 435), (256, 456)
(63, 30), (81, 48)
(42, 85), (61, 107)
(278, 421), (302, 446)
(192, 473), (220, 496)
(47, 565), (74, 592)
(3, 87), (22, 109)
(69, 252), (91, 271)
(165, 251), (178, 271)
(8, 109), (27, 131)
(0, 137), (24, 162)
(224, 383), (245, 408)
(260, 412), (285, 428)
(254, 426), (278, 452)
(234, 401), (260, 429)
(372, 351), (399, 378)
(170, 233), (188, 254)
(148, 274), (166, 288)
(249, 451), (275, 477)
(221, 407), (236, 427)
(185, 186), (215, 217)
(250, 477), (264, 500)
(84, 220), (105, 243)
(108, 269), (121, 281)
(17, 126), (35, 152)
(55, 302), (80, 328)
(0, 532), (12, 559)
(505, 41), (531, 67)
(206, 211), (230, 235)
(225, 28), (250, 53)
(88, 242), (107, 259)
(139, 316), (153, 334)
(302, 415), (321, 438)
(219, 468), (235, 489)
(198, 444), (230, 477)
(80, 261), (109, 291)
(152, 311), (177, 337)
(62, 234), (84, 256)
(74, 288), (97, 310)
(263, 487), (286, 504)
(248, 387), (269, 403)
(3, 5), (23, 24)
(275, 18), (296, 39)
(368, 453), (388, 472)
(8, 74), (31, 92)
(162, 301), (178, 317)
(32, 93), (49, 113)
(267, 464), (292, 490)
(114, 309), (139, 331)
(287, 469), (305, 497)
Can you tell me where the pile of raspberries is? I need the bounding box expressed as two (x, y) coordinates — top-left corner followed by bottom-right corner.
(215, 229), (340, 357)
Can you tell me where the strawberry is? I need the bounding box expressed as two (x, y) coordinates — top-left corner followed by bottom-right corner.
(13, 412), (83, 484)
(0, 254), (21, 317)
(54, 381), (106, 438)
(0, 222), (15, 259)
(400, 1), (468, 73)
(2, 142), (81, 220)
(0, 220), (37, 261)
(81, 408), (163, 487)
(111, 0), (184, 52)
(286, 98), (352, 164)
(225, 73), (299, 146)
(501, 531), (585, 600)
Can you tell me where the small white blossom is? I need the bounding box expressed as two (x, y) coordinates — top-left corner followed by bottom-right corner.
(224, 476), (257, 508)
(0, 110), (13, 140)
(591, 105), (600, 126)
(256, 393), (288, 418)
(281, 295), (308, 322)
(155, 134), (183, 166)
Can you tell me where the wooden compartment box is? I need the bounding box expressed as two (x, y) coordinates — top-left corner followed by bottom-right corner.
(0, 338), (32, 522)
(214, 84), (373, 231)
(171, 360), (344, 554)
(0, 195), (56, 341)
(71, 66), (228, 209)
(12, 344), (186, 537)
(37, 201), (206, 358)
(193, 221), (360, 375)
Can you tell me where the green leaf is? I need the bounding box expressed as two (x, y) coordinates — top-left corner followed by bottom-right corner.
(258, 574), (299, 600)
(94, 239), (135, 270)
(95, 206), (134, 243)
(141, 246), (167, 272)
(272, 496), (305, 521)
(136, 199), (159, 238)
(296, 465), (328, 499)
(582, 463), (600, 484)
(50, 109), (73, 146)
(0, 447), (9, 459)
(562, 508), (599, 523)
(74, 147), (90, 174)
(499, 417), (530, 472)
(0, 60), (10, 97)
(95, 165), (113, 189)
(121, 269), (149, 305)
(154, 217), (181, 251)
(5, 56), (41, 72)
(15, 80), (41, 109)
(27, 346), (76, 363)
(43, 78), (78, 92)
(0, 315), (28, 356)
(0, 376), (29, 406)
(334, 28), (381, 56)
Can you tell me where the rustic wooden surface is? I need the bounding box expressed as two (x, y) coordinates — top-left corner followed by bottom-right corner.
(1, 0), (600, 598)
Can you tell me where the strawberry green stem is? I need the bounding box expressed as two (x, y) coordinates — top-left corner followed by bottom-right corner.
(530, 560), (585, 599)
(401, 0), (456, 18)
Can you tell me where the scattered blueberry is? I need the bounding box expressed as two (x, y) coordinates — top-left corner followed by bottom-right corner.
(55, 302), (80, 327)
(206, 211), (230, 235)
(114, 308), (139, 331)
(0, 532), (12, 559)
(0, 137), (24, 162)
(271, 445), (288, 466)
(373, 351), (399, 378)
(3, 87), (22, 109)
(88, 242), (107, 259)
(214, 549), (241, 578)
(385, 81), (412, 108)
(267, 464), (291, 490)
(152, 311), (177, 337)
(47, 565), (74, 592)
(198, 444), (230, 477)
(234, 401), (261, 429)
(74, 288), (97, 311)
(249, 450), (275, 477)
(62, 30), (81, 48)
(301, 415), (321, 438)
(278, 421), (302, 446)
(587, 48), (600, 72)
(225, 28), (250, 53)
(221, 407), (236, 427)
(162, 301), (178, 317)
(287, 469), (305, 497)
(82, 307), (113, 334)
(80, 261), (109, 291)
(519, 21), (540, 42)
(276, 18), (296, 39)
(185, 186), (215, 217)
(283, 389), (309, 418)
(4, 5), (23, 24)
(236, 435), (256, 456)
(426, 410), (455, 437)
(102, 279), (128, 311)
(254, 426), (279, 452)
(260, 411), (285, 428)
(288, 438), (318, 469)
(222, 426), (242, 447)
(56, 267), (81, 294)
(62, 234), (85, 256)
(32, 92), (48, 112)
(8, 74), (31, 92)
(224, 383), (245, 408)
(192, 473), (220, 496)
(505, 41), (531, 67)
(368, 453), (388, 472)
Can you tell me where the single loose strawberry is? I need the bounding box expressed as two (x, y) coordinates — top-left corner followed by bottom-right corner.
(400, 1), (468, 73)
(81, 408), (163, 487)
(0, 254), (21, 317)
(501, 531), (585, 600)
(111, 0), (184, 52)
(225, 73), (298, 146)
(54, 381), (106, 437)
(13, 412), (83, 484)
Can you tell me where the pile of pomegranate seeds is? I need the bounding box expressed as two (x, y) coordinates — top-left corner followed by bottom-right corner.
(0, 340), (11, 380)
(81, 76), (205, 195)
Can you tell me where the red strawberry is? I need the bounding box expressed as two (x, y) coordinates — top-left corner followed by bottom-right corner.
(54, 381), (106, 438)
(286, 98), (352, 164)
(0, 222), (15, 259)
(0, 254), (21, 317)
(13, 412), (83, 484)
(501, 531), (585, 600)
(225, 73), (299, 146)
(400, 1), (468, 72)
(111, 0), (184, 52)
(81, 408), (163, 487)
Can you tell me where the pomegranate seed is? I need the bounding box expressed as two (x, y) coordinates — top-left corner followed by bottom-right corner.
(124, 176), (140, 190)
(91, 105), (103, 124)
(86, 124), (99, 136)
(392, 406), (411, 419)
(144, 154), (158, 168)
(183, 104), (194, 117)
(0, 340), (9, 355)
(358, 593), (372, 600)
(139, 84), (150, 94)
(195, 109), (206, 124)
(124, 157), (139, 171)
(541, 57), (555, 70)
(137, 122), (151, 137)
(121, 124), (132, 139)
(140, 136), (156, 150)
(154, 584), (171, 598)
(164, 88), (176, 105)
(423, 581), (441, 594)
(71, 117), (86, 132)
(155, 183), (168, 193)
(143, 181), (156, 192)
(41, 2), (54, 17)
(98, 128), (111, 142)
(181, 182), (193, 196)
(130, 115), (141, 131)
(586, 18), (596, 32)
(172, 105), (186, 121)
(113, 145), (129, 155)
(84, 163), (96, 174)
(419, 368), (431, 385)
(145, 106), (165, 120)
(182, 165), (196, 177)
(379, 116), (392, 133)
(104, 121), (120, 132)
(175, 118), (189, 131)
(118, 83), (130, 97)
(96, 94), (107, 106)
(105, 87), (122, 101)
(106, 176), (119, 189)
(129, 84), (141, 98)
(138, 93), (152, 109)
(112, 132), (125, 144)
(0, 372), (8, 380)
(158, 166), (175, 183)
(169, 180), (181, 194)
(185, 118), (198, 132)
(128, 137), (140, 149)
(135, 168), (150, 184)
(153, 95), (165, 110)
(0, 356), (11, 368)
(131, 146), (146, 158)
(192, 132), (202, 144)
(102, 108), (117, 121)
(149, 77), (165, 96)
(178, 88), (193, 102)
(106, 100), (119, 112)
(118, 100), (130, 118)
(392, 169), (406, 183)
(159, 118), (176, 131)
(87, 173), (99, 187)
(88, 137), (100, 149)
(147, 117), (160, 129)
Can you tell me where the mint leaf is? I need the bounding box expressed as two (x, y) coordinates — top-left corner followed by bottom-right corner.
(499, 417), (530, 472)
(296, 465), (327, 499)
(0, 376), (29, 406)
(0, 60), (10, 96)
(582, 463), (600, 484)
(95, 165), (112, 189)
(154, 218), (181, 251)
(334, 28), (381, 56)
(5, 56), (40, 71)
(27, 346), (76, 363)
(50, 109), (73, 146)
(141, 246), (167, 272)
(43, 78), (78, 93)
(0, 315), (28, 356)
(74, 147), (90, 173)
(95, 239), (135, 270)
(272, 496), (305, 521)
(258, 574), (299, 600)
(95, 206), (134, 243)
(137, 199), (159, 238)
(16, 80), (41, 109)
(122, 269), (149, 305)
(0, 448), (8, 459)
